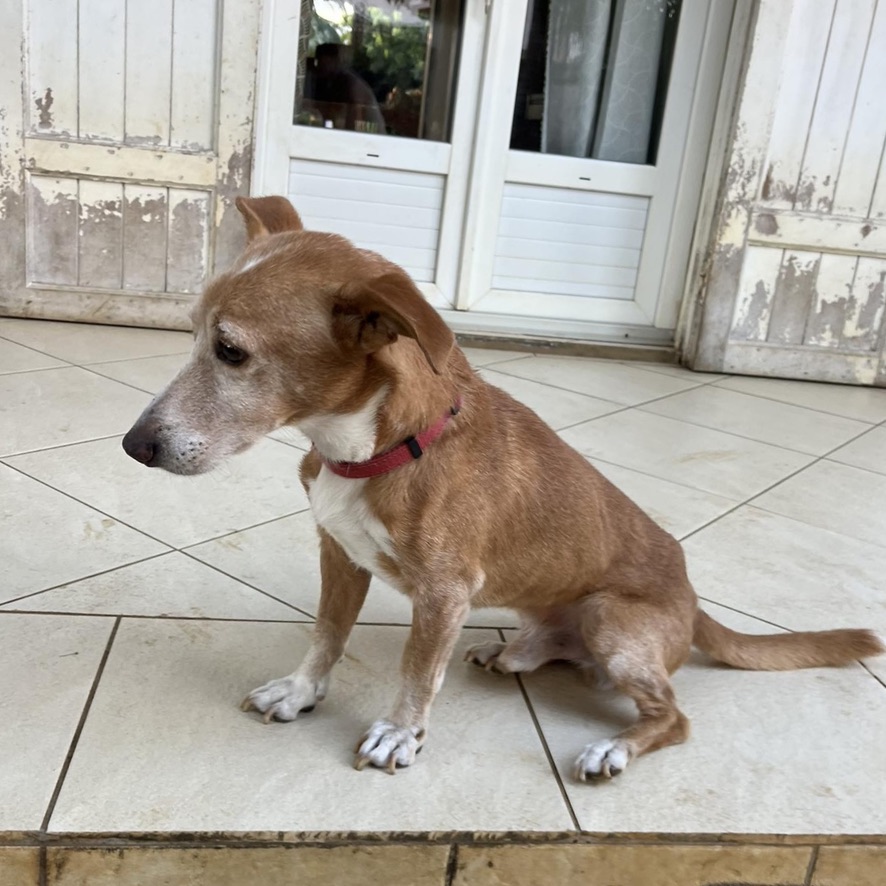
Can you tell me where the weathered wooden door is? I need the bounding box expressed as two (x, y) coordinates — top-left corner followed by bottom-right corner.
(685, 0), (886, 384)
(0, 0), (260, 329)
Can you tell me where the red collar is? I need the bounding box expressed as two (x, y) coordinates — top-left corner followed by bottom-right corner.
(321, 399), (462, 479)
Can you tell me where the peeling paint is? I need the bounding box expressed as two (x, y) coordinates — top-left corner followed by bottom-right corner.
(167, 192), (209, 293)
(34, 87), (53, 129)
(769, 251), (820, 345)
(732, 278), (771, 340)
(754, 212), (778, 235)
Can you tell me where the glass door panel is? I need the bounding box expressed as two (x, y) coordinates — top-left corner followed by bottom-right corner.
(294, 1), (464, 142)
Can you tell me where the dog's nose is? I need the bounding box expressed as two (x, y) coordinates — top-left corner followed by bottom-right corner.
(122, 427), (158, 466)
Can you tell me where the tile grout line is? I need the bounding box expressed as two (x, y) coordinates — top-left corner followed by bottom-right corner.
(1, 454), (316, 572)
(498, 629), (581, 832)
(177, 548), (317, 620)
(678, 413), (886, 547)
(804, 844), (820, 886)
(860, 660), (886, 692)
(39, 616), (122, 833)
(0, 550), (171, 609)
(443, 842), (459, 886)
(1, 432), (127, 461)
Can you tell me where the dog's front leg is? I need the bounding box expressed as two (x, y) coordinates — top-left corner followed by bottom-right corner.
(241, 530), (370, 723)
(355, 583), (470, 774)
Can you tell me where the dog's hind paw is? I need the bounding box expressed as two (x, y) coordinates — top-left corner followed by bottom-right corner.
(573, 738), (631, 781)
(464, 641), (508, 672)
(240, 674), (327, 724)
(353, 720), (425, 774)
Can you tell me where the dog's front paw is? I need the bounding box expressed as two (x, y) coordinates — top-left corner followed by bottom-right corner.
(573, 738), (631, 781)
(464, 641), (507, 672)
(240, 674), (327, 724)
(353, 720), (425, 774)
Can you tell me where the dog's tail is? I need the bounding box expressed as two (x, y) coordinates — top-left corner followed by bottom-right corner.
(693, 608), (885, 670)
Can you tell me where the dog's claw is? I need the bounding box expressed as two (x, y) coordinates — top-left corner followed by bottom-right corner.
(262, 709), (275, 725)
(240, 697), (253, 713)
(354, 754), (370, 771)
(386, 757), (397, 775)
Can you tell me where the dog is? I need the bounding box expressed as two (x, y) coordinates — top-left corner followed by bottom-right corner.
(122, 195), (885, 780)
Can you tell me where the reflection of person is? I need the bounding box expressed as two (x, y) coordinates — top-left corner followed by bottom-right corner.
(305, 43), (387, 133)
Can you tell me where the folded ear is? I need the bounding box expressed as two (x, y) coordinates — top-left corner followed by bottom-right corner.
(335, 271), (455, 374)
(235, 196), (304, 241)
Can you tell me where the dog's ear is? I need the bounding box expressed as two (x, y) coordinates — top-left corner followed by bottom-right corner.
(235, 196), (304, 241)
(335, 271), (455, 374)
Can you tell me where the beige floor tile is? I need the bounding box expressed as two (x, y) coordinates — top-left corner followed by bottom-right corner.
(828, 425), (886, 475)
(641, 385), (869, 455)
(754, 460), (886, 551)
(2, 552), (302, 620)
(46, 845), (449, 886)
(460, 347), (533, 367)
(0, 614), (113, 830)
(684, 506), (886, 638)
(186, 511), (519, 628)
(48, 621), (571, 832)
(482, 368), (619, 430)
(0, 367), (151, 456)
(495, 355), (701, 405)
(811, 846), (886, 886)
(0, 338), (67, 374)
(560, 410), (812, 499)
(86, 353), (189, 394)
(626, 361), (728, 383)
(0, 319), (190, 365)
(6, 436), (309, 549)
(716, 375), (886, 423)
(0, 847), (40, 886)
(454, 844), (812, 886)
(0, 465), (167, 601)
(589, 459), (740, 539)
(267, 425), (312, 451)
(520, 603), (886, 834)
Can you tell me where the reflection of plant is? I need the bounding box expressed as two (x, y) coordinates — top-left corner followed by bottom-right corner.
(352, 8), (428, 95)
(310, 3), (428, 98)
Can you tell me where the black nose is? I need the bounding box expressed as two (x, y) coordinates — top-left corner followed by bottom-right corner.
(122, 427), (158, 466)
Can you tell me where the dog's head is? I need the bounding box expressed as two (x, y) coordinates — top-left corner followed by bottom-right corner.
(122, 196), (455, 474)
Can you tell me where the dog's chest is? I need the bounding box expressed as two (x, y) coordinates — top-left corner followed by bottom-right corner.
(307, 468), (394, 574)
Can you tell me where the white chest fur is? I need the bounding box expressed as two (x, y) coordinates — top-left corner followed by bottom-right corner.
(307, 468), (394, 574)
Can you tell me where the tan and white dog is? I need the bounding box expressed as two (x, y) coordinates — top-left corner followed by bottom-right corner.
(123, 196), (884, 780)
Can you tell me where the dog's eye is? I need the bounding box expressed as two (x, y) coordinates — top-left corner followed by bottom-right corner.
(216, 340), (247, 365)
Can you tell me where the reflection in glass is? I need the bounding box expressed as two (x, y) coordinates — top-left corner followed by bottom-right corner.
(294, 0), (463, 142)
(510, 0), (681, 164)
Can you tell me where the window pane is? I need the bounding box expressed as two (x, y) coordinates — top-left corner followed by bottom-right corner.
(294, 0), (463, 142)
(510, 0), (681, 164)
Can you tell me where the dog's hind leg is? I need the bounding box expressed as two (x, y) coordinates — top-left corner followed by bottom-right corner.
(573, 593), (693, 781)
(465, 605), (591, 674)
(241, 529), (370, 723)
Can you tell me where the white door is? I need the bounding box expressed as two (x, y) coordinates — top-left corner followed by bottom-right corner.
(254, 0), (733, 345)
(0, 0), (261, 329)
(455, 0), (733, 345)
(255, 0), (488, 310)
(686, 0), (886, 385)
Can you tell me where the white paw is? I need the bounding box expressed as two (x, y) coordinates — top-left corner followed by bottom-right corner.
(240, 674), (327, 724)
(464, 641), (507, 671)
(573, 738), (630, 781)
(353, 720), (425, 774)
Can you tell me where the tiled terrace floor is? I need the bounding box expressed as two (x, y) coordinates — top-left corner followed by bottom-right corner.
(1, 318), (884, 884)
